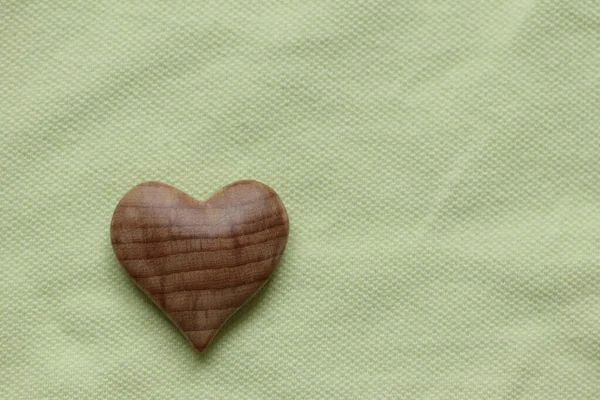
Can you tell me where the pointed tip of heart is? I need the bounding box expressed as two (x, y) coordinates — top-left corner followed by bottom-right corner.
(185, 330), (218, 352)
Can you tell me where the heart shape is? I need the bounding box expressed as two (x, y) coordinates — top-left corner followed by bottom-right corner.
(110, 180), (289, 351)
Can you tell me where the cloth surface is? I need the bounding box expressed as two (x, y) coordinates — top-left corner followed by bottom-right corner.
(1, 1), (599, 398)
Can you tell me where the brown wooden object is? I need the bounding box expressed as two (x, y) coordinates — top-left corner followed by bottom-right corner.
(110, 180), (289, 351)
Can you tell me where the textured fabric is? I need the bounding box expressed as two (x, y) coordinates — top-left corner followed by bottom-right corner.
(1, 1), (599, 398)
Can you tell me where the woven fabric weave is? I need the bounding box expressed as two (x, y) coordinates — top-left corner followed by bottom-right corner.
(1, 1), (599, 398)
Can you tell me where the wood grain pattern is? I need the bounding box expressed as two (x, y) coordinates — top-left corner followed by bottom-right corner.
(110, 180), (289, 351)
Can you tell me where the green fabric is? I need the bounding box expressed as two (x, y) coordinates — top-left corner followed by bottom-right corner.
(1, 1), (599, 398)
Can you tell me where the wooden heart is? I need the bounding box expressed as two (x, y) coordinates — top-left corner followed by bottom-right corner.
(110, 180), (289, 351)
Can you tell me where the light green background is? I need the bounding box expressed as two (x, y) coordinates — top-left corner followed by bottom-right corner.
(1, 1), (599, 398)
